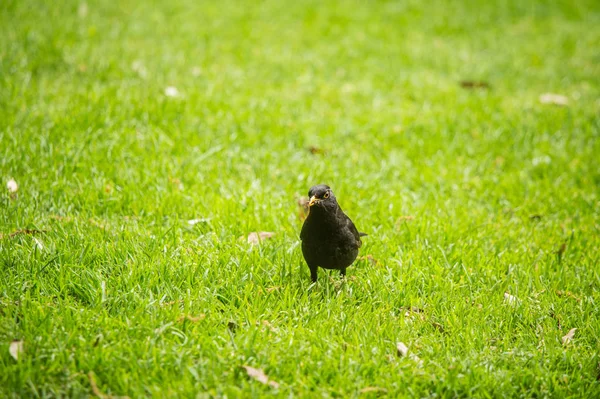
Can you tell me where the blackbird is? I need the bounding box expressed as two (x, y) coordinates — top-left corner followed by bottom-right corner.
(300, 184), (365, 282)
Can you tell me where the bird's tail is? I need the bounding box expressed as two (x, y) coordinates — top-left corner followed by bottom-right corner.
(359, 232), (368, 237)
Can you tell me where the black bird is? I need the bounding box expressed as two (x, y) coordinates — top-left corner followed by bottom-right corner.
(300, 184), (364, 282)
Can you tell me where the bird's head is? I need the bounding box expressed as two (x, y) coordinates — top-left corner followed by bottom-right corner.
(308, 184), (337, 209)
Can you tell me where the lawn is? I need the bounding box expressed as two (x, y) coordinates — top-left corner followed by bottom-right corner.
(1, 0), (599, 397)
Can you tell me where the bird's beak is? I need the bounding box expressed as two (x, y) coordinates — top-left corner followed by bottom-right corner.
(309, 195), (319, 207)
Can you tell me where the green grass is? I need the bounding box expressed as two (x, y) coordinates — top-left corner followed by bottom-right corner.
(1, 0), (599, 397)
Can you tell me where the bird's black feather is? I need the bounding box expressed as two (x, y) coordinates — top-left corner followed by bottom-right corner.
(300, 185), (364, 282)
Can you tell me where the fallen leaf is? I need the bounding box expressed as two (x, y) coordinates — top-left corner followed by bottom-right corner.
(562, 328), (577, 345)
(460, 80), (490, 89)
(0, 229), (46, 240)
(9, 340), (23, 360)
(504, 292), (519, 305)
(297, 196), (310, 220)
(168, 177), (184, 191)
(556, 290), (581, 302)
(242, 366), (280, 388)
(93, 334), (103, 347)
(396, 342), (422, 365)
(88, 371), (130, 399)
(399, 306), (425, 321)
(187, 218), (211, 226)
(160, 299), (183, 307)
(260, 320), (278, 333)
(88, 372), (104, 398)
(6, 179), (18, 193)
(396, 342), (409, 357)
(308, 146), (326, 155)
(358, 254), (378, 266)
(227, 320), (238, 333)
(32, 237), (44, 250)
(539, 93), (569, 106)
(164, 86), (180, 97)
(359, 386), (388, 394)
(246, 232), (275, 245)
(432, 322), (445, 333)
(265, 286), (282, 293)
(178, 314), (206, 323)
(395, 216), (415, 228)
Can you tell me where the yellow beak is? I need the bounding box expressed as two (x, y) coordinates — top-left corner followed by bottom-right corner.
(309, 195), (319, 207)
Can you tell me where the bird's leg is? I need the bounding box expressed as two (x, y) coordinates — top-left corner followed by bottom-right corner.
(309, 265), (318, 283)
(339, 267), (346, 278)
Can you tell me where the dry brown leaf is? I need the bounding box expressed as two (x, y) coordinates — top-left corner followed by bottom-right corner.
(396, 342), (409, 357)
(261, 320), (278, 332)
(395, 216), (415, 228)
(246, 232), (275, 245)
(359, 386), (388, 394)
(9, 340), (23, 360)
(88, 371), (130, 399)
(178, 314), (206, 323)
(0, 229), (46, 240)
(168, 177), (184, 191)
(265, 286), (282, 293)
(562, 328), (577, 345)
(242, 365), (280, 388)
(227, 320), (238, 333)
(540, 93), (569, 106)
(297, 196), (310, 221)
(160, 299), (183, 307)
(396, 342), (422, 365)
(7, 179), (18, 193)
(460, 80), (490, 89)
(432, 322), (445, 333)
(556, 290), (581, 302)
(358, 254), (378, 266)
(308, 146), (326, 155)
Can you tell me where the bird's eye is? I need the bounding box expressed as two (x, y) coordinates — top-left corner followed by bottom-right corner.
(323, 191), (330, 199)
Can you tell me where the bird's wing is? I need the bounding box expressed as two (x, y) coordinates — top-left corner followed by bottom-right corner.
(344, 215), (362, 248)
(300, 219), (309, 241)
